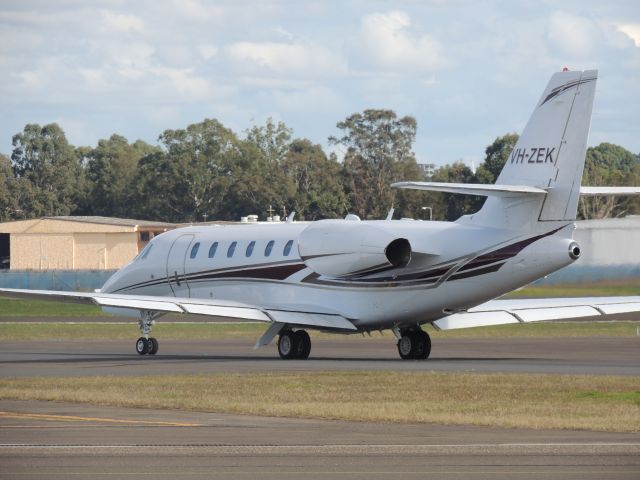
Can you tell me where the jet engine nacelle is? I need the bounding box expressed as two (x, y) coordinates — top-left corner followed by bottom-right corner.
(298, 220), (411, 278)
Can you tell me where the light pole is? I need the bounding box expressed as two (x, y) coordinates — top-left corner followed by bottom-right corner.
(421, 206), (432, 221)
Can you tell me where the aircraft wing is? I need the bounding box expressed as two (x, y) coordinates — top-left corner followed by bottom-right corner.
(0, 288), (357, 332)
(434, 296), (640, 330)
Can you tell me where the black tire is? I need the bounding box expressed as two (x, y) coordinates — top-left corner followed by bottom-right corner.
(278, 330), (299, 359)
(147, 337), (159, 355)
(293, 330), (311, 359)
(397, 334), (416, 360)
(414, 331), (431, 360)
(136, 337), (148, 355)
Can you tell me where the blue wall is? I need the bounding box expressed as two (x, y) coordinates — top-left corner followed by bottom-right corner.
(0, 270), (116, 291)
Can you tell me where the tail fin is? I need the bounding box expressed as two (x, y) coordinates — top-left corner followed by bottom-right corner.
(473, 69), (597, 228)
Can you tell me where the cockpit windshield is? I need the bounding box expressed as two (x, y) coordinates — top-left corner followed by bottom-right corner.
(137, 243), (154, 261)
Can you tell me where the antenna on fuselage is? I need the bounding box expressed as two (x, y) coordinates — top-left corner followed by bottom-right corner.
(385, 208), (395, 220)
(286, 212), (296, 223)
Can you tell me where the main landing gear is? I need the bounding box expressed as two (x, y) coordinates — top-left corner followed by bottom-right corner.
(136, 311), (159, 356)
(277, 329), (311, 359)
(397, 328), (431, 360)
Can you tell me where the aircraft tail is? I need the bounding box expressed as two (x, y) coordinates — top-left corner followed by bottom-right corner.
(470, 69), (598, 229)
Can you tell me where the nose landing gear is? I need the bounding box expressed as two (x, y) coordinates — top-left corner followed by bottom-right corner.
(136, 311), (159, 356)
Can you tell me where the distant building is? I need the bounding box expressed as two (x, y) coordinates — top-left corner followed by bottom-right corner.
(417, 163), (436, 179)
(541, 215), (640, 283)
(0, 216), (176, 271)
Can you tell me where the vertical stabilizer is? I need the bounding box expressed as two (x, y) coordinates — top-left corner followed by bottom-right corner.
(472, 70), (597, 228)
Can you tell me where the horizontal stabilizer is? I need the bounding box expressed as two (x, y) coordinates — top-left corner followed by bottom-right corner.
(434, 296), (640, 330)
(392, 181), (547, 197)
(580, 186), (640, 196)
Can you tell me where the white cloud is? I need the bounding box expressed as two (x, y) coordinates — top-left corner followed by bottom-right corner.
(354, 11), (447, 72)
(150, 67), (213, 101)
(79, 68), (108, 89)
(546, 11), (599, 59)
(100, 10), (145, 33)
(228, 41), (348, 77)
(172, 0), (224, 22)
(199, 44), (219, 60)
(617, 23), (640, 47)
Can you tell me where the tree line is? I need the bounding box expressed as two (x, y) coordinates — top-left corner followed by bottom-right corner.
(1, 111), (638, 223)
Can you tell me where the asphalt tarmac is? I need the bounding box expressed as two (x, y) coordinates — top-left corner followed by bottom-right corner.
(1, 335), (639, 377)
(1, 322), (639, 479)
(1, 399), (639, 480)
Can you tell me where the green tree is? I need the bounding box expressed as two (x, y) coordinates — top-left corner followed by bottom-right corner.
(330, 109), (421, 219)
(222, 139), (294, 221)
(131, 119), (242, 222)
(11, 123), (86, 217)
(579, 143), (640, 219)
(0, 154), (19, 221)
(428, 161), (478, 221)
(245, 118), (292, 165)
(475, 133), (519, 184)
(85, 135), (157, 217)
(282, 139), (348, 220)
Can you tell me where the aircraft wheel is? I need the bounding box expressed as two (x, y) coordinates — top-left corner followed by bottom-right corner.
(278, 330), (298, 359)
(398, 330), (431, 360)
(293, 330), (311, 360)
(136, 337), (148, 355)
(414, 331), (431, 360)
(397, 334), (416, 359)
(147, 337), (159, 355)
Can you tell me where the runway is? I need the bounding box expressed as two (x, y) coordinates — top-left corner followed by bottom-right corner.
(1, 328), (639, 479)
(1, 335), (639, 377)
(1, 399), (639, 480)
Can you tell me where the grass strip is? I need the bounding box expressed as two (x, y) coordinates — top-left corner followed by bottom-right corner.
(1, 372), (638, 432)
(507, 279), (640, 298)
(0, 321), (638, 341)
(0, 298), (104, 317)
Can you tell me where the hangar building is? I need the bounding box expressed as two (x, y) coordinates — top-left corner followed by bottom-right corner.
(0, 216), (176, 271)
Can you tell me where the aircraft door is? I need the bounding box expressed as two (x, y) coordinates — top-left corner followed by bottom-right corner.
(166, 234), (194, 297)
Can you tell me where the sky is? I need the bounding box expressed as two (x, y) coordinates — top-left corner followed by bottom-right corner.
(1, 0), (639, 167)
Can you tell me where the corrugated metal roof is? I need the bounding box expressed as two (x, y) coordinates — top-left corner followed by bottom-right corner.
(44, 216), (177, 229)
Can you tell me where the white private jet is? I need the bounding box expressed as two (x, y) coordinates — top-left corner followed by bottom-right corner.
(2, 69), (639, 360)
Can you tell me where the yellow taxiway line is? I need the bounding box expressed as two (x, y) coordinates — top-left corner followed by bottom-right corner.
(0, 411), (200, 427)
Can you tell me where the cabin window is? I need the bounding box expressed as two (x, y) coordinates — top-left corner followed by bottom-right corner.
(283, 240), (294, 257)
(265, 240), (274, 257)
(208, 242), (218, 258)
(227, 241), (237, 258)
(190, 242), (200, 259)
(246, 241), (255, 257)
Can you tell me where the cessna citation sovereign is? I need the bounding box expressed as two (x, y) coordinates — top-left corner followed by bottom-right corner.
(2, 69), (640, 360)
